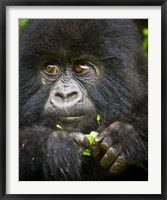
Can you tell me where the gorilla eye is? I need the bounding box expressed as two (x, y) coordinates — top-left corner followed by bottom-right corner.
(73, 64), (90, 74)
(45, 65), (60, 74)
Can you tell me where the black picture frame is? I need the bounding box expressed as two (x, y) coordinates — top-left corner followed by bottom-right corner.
(0, 0), (166, 199)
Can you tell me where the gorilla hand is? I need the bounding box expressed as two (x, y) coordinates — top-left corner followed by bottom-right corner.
(91, 121), (144, 176)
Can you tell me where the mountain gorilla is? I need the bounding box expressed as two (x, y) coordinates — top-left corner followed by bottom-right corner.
(19, 19), (148, 181)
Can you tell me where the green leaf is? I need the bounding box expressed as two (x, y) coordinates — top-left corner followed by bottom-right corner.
(90, 131), (99, 139)
(85, 131), (99, 145)
(96, 114), (101, 126)
(82, 131), (99, 156)
(56, 124), (63, 130)
(82, 149), (91, 156)
(82, 115), (100, 156)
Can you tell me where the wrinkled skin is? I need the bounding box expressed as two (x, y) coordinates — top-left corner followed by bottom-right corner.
(19, 19), (148, 181)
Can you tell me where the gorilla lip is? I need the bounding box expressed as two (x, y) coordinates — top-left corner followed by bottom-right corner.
(58, 116), (85, 122)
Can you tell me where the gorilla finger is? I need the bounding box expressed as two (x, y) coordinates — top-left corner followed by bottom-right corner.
(100, 147), (118, 169)
(109, 156), (128, 176)
(100, 136), (112, 151)
(91, 143), (100, 158)
(94, 135), (104, 144)
(91, 135), (104, 158)
(91, 141), (103, 159)
(69, 132), (90, 148)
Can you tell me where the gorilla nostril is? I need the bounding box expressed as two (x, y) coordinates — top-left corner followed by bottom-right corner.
(55, 92), (66, 100)
(67, 91), (78, 101)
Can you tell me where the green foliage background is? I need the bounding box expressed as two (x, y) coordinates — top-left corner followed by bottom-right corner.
(142, 28), (148, 58)
(19, 19), (28, 37)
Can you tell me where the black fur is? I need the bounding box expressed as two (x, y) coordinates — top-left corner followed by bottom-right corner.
(19, 19), (148, 181)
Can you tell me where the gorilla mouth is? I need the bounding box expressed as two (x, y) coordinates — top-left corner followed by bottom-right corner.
(58, 115), (85, 122)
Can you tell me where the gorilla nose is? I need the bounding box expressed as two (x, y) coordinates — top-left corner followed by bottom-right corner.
(50, 81), (82, 107)
(54, 91), (79, 102)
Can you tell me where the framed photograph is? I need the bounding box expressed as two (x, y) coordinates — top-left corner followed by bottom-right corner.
(0, 0), (166, 199)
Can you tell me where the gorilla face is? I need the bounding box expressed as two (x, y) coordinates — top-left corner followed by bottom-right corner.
(43, 64), (97, 131)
